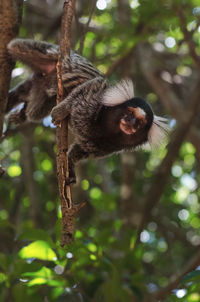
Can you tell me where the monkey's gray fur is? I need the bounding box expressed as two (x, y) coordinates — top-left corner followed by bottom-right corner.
(6, 39), (168, 184)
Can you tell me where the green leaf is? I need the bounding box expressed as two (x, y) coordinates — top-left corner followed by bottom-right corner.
(21, 267), (66, 288)
(0, 272), (7, 284)
(28, 277), (47, 286)
(22, 266), (52, 279)
(19, 240), (57, 261)
(7, 165), (22, 177)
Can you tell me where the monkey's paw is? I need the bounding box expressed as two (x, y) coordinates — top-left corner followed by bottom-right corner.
(66, 176), (76, 186)
(8, 111), (26, 125)
(51, 105), (68, 126)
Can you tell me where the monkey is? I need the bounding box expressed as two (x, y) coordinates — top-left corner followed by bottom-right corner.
(6, 39), (168, 184)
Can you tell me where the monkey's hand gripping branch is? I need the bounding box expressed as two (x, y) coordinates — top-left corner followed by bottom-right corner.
(56, 0), (85, 247)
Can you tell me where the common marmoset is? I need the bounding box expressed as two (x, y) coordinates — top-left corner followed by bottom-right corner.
(6, 39), (168, 184)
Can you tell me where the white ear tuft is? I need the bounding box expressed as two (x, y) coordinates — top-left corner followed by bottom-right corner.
(102, 78), (134, 107)
(148, 115), (170, 148)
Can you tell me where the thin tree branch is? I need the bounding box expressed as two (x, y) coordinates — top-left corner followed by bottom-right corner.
(105, 46), (135, 77)
(136, 75), (200, 244)
(175, 7), (200, 67)
(153, 251), (200, 301)
(78, 0), (97, 55)
(138, 43), (200, 157)
(21, 127), (40, 226)
(137, 43), (181, 117)
(56, 0), (85, 246)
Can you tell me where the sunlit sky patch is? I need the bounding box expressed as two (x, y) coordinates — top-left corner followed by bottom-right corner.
(130, 0), (140, 9)
(172, 165), (183, 177)
(193, 7), (200, 15)
(66, 252), (73, 259)
(97, 0), (107, 10)
(54, 265), (64, 275)
(147, 282), (157, 292)
(178, 209), (189, 221)
(11, 67), (24, 78)
(165, 37), (176, 48)
(175, 289), (187, 298)
(43, 116), (56, 128)
(181, 174), (197, 191)
(169, 119), (176, 128)
(140, 230), (150, 243)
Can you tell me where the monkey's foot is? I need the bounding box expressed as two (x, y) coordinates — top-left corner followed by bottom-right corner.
(8, 111), (26, 125)
(51, 105), (69, 126)
(66, 176), (76, 185)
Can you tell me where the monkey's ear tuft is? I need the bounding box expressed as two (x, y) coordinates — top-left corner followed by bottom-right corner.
(148, 115), (170, 148)
(102, 78), (134, 107)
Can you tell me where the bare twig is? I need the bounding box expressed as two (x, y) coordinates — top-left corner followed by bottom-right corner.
(105, 46), (135, 77)
(78, 0), (97, 55)
(56, 0), (74, 246)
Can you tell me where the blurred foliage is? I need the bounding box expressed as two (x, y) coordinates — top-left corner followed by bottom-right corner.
(0, 0), (200, 301)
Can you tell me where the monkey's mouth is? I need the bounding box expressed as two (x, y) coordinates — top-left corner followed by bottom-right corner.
(120, 118), (136, 135)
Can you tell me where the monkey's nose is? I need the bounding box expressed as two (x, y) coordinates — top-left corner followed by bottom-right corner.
(132, 118), (142, 130)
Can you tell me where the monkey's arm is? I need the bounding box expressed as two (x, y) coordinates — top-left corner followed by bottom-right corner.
(51, 76), (106, 125)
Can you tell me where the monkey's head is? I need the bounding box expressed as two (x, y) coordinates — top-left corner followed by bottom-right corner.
(102, 79), (169, 148)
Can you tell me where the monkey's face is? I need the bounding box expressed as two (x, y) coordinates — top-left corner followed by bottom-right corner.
(119, 98), (168, 148)
(103, 80), (169, 148)
(119, 98), (153, 136)
(119, 96), (152, 139)
(120, 108), (146, 135)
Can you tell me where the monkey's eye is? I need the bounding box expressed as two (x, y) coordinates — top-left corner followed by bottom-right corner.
(133, 118), (142, 129)
(125, 114), (136, 123)
(128, 107), (147, 126)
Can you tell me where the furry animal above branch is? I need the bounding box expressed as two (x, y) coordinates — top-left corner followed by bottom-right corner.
(6, 39), (168, 184)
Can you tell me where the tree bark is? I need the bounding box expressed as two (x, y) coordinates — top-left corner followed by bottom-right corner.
(0, 0), (23, 136)
(0, 0), (23, 176)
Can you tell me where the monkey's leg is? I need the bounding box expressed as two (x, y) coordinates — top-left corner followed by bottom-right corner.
(7, 103), (27, 126)
(67, 143), (89, 185)
(26, 96), (56, 122)
(6, 78), (32, 114)
(7, 39), (58, 73)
